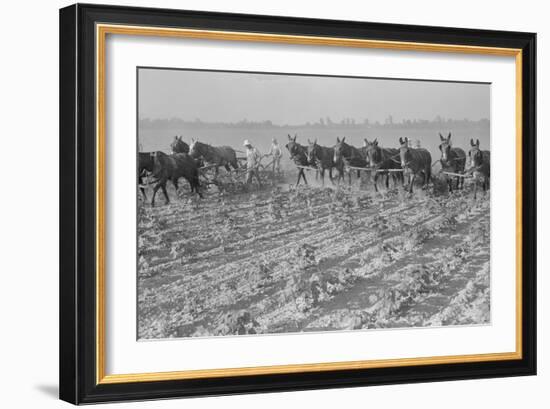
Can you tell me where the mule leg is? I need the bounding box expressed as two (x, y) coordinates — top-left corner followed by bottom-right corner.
(336, 166), (343, 184)
(191, 171), (203, 198)
(162, 184), (170, 204)
(425, 168), (431, 187)
(139, 175), (147, 200)
(373, 172), (380, 193)
(409, 174), (415, 194)
(140, 180), (147, 200)
(151, 181), (164, 207)
(392, 172), (401, 189)
(196, 181), (203, 198)
(328, 167), (335, 185)
(151, 185), (158, 207)
(320, 169), (325, 186)
(296, 168), (304, 186)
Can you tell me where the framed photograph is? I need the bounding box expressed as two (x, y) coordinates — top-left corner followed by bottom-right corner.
(59, 3), (536, 404)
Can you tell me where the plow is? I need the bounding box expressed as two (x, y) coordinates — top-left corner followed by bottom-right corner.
(197, 155), (281, 192)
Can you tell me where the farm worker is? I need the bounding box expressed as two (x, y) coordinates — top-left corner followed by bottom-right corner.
(243, 140), (262, 187)
(269, 138), (282, 174)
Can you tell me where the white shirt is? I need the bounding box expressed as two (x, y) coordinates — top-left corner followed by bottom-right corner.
(269, 143), (282, 158)
(246, 147), (261, 169)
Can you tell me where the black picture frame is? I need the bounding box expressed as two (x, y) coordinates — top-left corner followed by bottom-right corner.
(60, 3), (536, 404)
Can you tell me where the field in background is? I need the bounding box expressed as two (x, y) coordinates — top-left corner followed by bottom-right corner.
(137, 175), (490, 339)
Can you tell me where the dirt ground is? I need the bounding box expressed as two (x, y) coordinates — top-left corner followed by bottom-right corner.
(137, 171), (490, 339)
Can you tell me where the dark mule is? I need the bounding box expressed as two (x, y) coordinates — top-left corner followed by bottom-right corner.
(307, 139), (341, 185)
(189, 139), (238, 176)
(439, 132), (466, 192)
(285, 134), (310, 186)
(363, 138), (402, 192)
(468, 139), (490, 199)
(333, 137), (368, 185)
(170, 135), (189, 154)
(150, 151), (202, 206)
(399, 137), (432, 193)
(138, 152), (154, 199)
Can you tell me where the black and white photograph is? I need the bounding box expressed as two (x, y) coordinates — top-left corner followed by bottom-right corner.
(137, 68), (491, 340)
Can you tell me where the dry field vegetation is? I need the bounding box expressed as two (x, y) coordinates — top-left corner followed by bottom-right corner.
(137, 173), (490, 339)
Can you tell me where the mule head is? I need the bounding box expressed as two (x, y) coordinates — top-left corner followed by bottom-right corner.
(468, 139), (482, 168)
(439, 132), (452, 162)
(399, 137), (410, 168)
(364, 138), (379, 167)
(189, 139), (200, 158)
(170, 136), (178, 154)
(286, 137), (300, 158)
(171, 136), (189, 154)
(333, 137), (346, 163)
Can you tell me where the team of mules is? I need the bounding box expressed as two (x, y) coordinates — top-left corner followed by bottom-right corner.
(139, 133), (490, 205)
(139, 136), (203, 206)
(189, 139), (239, 176)
(287, 133), (487, 195)
(139, 137), (241, 206)
(139, 150), (202, 206)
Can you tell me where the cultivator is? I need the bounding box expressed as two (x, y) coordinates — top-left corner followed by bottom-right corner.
(198, 155), (280, 193)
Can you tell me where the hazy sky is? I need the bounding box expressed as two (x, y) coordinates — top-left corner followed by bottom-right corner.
(138, 68), (489, 124)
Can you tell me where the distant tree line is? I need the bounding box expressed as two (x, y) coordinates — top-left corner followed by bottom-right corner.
(139, 116), (490, 130)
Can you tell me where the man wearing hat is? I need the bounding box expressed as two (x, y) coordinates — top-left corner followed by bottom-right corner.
(244, 140), (262, 187)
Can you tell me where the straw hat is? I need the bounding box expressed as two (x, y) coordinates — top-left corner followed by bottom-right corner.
(243, 140), (252, 146)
